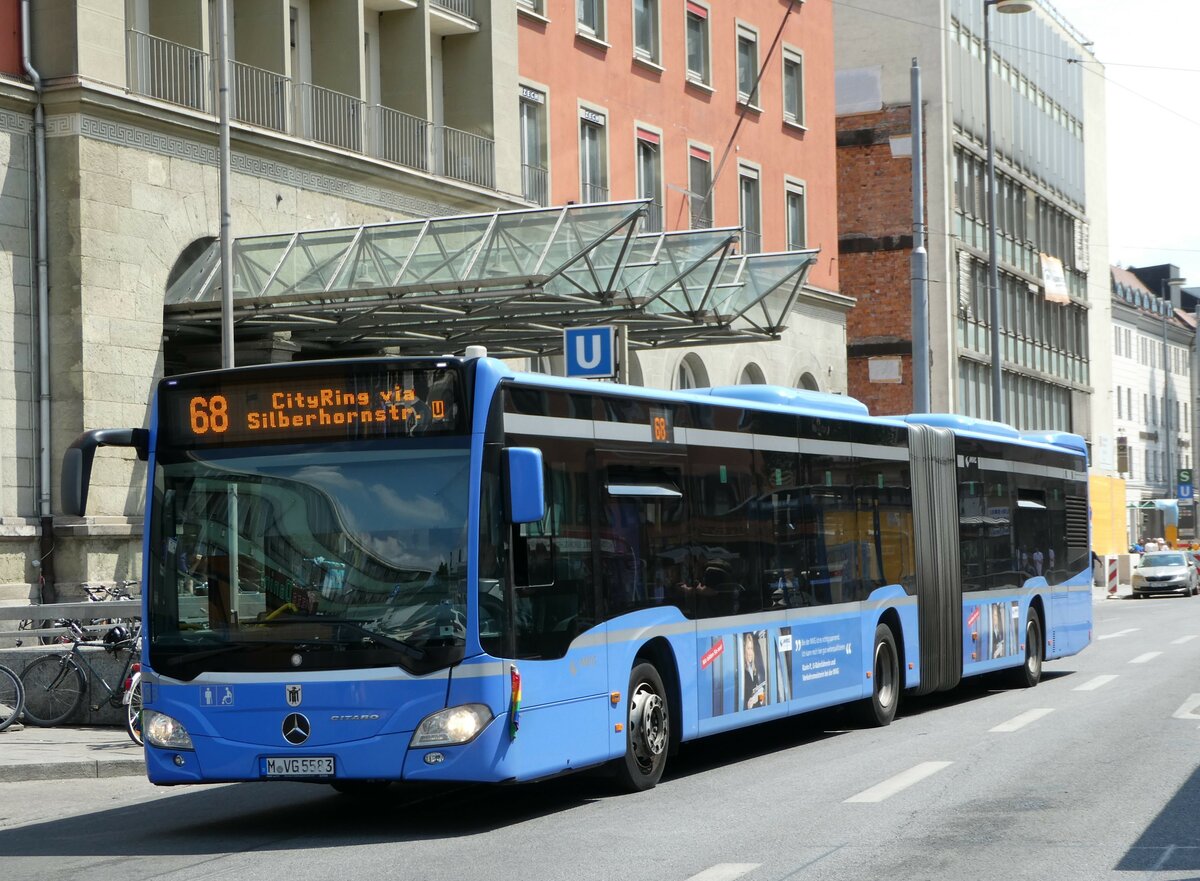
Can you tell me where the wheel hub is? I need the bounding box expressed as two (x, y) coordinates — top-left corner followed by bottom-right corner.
(629, 683), (667, 771)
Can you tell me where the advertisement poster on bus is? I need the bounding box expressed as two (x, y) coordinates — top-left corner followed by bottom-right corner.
(965, 600), (1021, 663)
(697, 620), (854, 720)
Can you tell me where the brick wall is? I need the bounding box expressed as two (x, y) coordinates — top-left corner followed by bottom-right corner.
(848, 354), (914, 416)
(837, 105), (919, 416)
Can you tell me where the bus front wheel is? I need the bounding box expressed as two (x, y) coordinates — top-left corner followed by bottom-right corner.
(856, 624), (900, 727)
(614, 662), (669, 792)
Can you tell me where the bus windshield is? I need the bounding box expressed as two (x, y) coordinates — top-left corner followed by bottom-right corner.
(149, 439), (471, 679)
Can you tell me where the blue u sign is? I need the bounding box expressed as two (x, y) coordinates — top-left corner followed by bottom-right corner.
(563, 326), (616, 378)
(1180, 483), (1194, 501)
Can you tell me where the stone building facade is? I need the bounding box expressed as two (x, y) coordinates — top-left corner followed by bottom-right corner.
(1, 0), (525, 598)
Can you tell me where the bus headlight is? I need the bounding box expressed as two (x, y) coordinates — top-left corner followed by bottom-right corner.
(411, 704), (493, 747)
(144, 710), (195, 750)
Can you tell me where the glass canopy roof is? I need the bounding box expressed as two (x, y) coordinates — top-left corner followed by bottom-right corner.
(164, 200), (820, 357)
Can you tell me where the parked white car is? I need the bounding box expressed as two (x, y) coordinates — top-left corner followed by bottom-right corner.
(1131, 552), (1199, 598)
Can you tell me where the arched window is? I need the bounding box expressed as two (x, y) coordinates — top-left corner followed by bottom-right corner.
(676, 353), (709, 390)
(739, 362), (766, 385)
(798, 372), (819, 391)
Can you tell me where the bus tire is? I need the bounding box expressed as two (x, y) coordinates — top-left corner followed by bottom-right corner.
(1004, 610), (1043, 689)
(614, 662), (669, 792)
(856, 624), (900, 727)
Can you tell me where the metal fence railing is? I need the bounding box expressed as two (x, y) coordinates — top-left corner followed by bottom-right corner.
(436, 125), (495, 189)
(690, 198), (713, 230)
(581, 181), (610, 204)
(231, 60), (290, 132)
(523, 164), (549, 206)
(295, 83), (364, 153)
(740, 228), (762, 254)
(431, 0), (476, 20)
(643, 200), (664, 232)
(369, 105), (430, 172)
(126, 30), (210, 113)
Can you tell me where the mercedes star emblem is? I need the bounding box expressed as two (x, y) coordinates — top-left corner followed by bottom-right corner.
(282, 712), (311, 745)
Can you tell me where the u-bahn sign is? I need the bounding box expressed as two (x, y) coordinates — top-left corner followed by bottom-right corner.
(564, 326), (616, 379)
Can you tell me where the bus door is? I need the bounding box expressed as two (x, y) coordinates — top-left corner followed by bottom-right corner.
(594, 455), (693, 744)
(504, 438), (611, 774)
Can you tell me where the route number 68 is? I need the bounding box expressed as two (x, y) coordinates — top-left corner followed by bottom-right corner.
(190, 395), (230, 435)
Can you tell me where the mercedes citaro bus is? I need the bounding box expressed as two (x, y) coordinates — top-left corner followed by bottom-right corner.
(62, 351), (1092, 792)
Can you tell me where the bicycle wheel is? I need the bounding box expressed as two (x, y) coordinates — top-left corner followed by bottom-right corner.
(20, 654), (86, 727)
(124, 673), (143, 746)
(0, 664), (24, 732)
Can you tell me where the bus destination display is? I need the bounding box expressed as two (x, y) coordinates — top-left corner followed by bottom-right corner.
(161, 366), (465, 447)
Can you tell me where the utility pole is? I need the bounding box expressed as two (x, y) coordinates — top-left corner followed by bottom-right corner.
(910, 58), (929, 414)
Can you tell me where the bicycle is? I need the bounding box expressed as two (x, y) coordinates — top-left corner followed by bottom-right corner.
(18, 581), (141, 647)
(0, 664), (24, 732)
(19, 621), (144, 744)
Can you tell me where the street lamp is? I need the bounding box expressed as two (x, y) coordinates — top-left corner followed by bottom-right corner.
(984, 0), (1033, 424)
(1162, 276), (1186, 496)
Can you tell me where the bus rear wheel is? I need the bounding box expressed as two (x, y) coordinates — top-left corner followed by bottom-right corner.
(856, 624), (900, 727)
(1004, 611), (1044, 689)
(614, 662), (669, 792)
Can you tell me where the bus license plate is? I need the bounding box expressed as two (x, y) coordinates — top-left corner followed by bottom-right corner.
(261, 756), (335, 777)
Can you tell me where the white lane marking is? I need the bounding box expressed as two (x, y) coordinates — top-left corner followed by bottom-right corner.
(989, 708), (1055, 733)
(685, 865), (761, 881)
(1130, 652), (1163, 664)
(1172, 694), (1200, 719)
(844, 761), (953, 803)
(1097, 628), (1140, 640)
(1172, 635), (1198, 645)
(1074, 674), (1118, 692)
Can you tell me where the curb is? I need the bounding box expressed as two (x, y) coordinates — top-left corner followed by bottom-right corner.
(0, 759), (145, 783)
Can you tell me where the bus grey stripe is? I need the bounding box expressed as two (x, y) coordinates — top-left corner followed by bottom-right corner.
(507, 413), (908, 462)
(504, 413), (594, 439)
(595, 421), (655, 443)
(966, 456), (1084, 482)
(754, 434), (798, 454)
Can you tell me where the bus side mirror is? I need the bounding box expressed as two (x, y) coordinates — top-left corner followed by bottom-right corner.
(504, 447), (545, 524)
(62, 428), (150, 516)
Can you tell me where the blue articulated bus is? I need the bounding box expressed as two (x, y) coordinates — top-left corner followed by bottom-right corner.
(62, 353), (1092, 792)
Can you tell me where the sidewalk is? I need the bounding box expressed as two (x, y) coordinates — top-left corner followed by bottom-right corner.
(0, 725), (144, 783)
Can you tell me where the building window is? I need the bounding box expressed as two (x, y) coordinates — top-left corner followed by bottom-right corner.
(577, 0), (605, 39)
(736, 24), (759, 106)
(785, 180), (807, 250)
(688, 146), (712, 229)
(636, 130), (662, 231)
(520, 87), (548, 206)
(633, 0), (659, 64)
(685, 2), (710, 85)
(579, 110), (608, 202)
(782, 47), (804, 126)
(517, 0), (545, 15)
(739, 165), (761, 254)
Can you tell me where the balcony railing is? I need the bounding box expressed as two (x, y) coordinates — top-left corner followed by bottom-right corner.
(431, 0), (476, 20)
(232, 60), (289, 132)
(581, 181), (609, 204)
(740, 229), (762, 254)
(436, 125), (495, 189)
(523, 163), (549, 206)
(124, 30), (497, 190)
(370, 105), (430, 172)
(295, 83), (363, 153)
(642, 200), (663, 232)
(126, 30), (210, 113)
(689, 199), (713, 230)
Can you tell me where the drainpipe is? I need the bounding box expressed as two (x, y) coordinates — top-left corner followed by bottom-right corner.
(21, 0), (55, 601)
